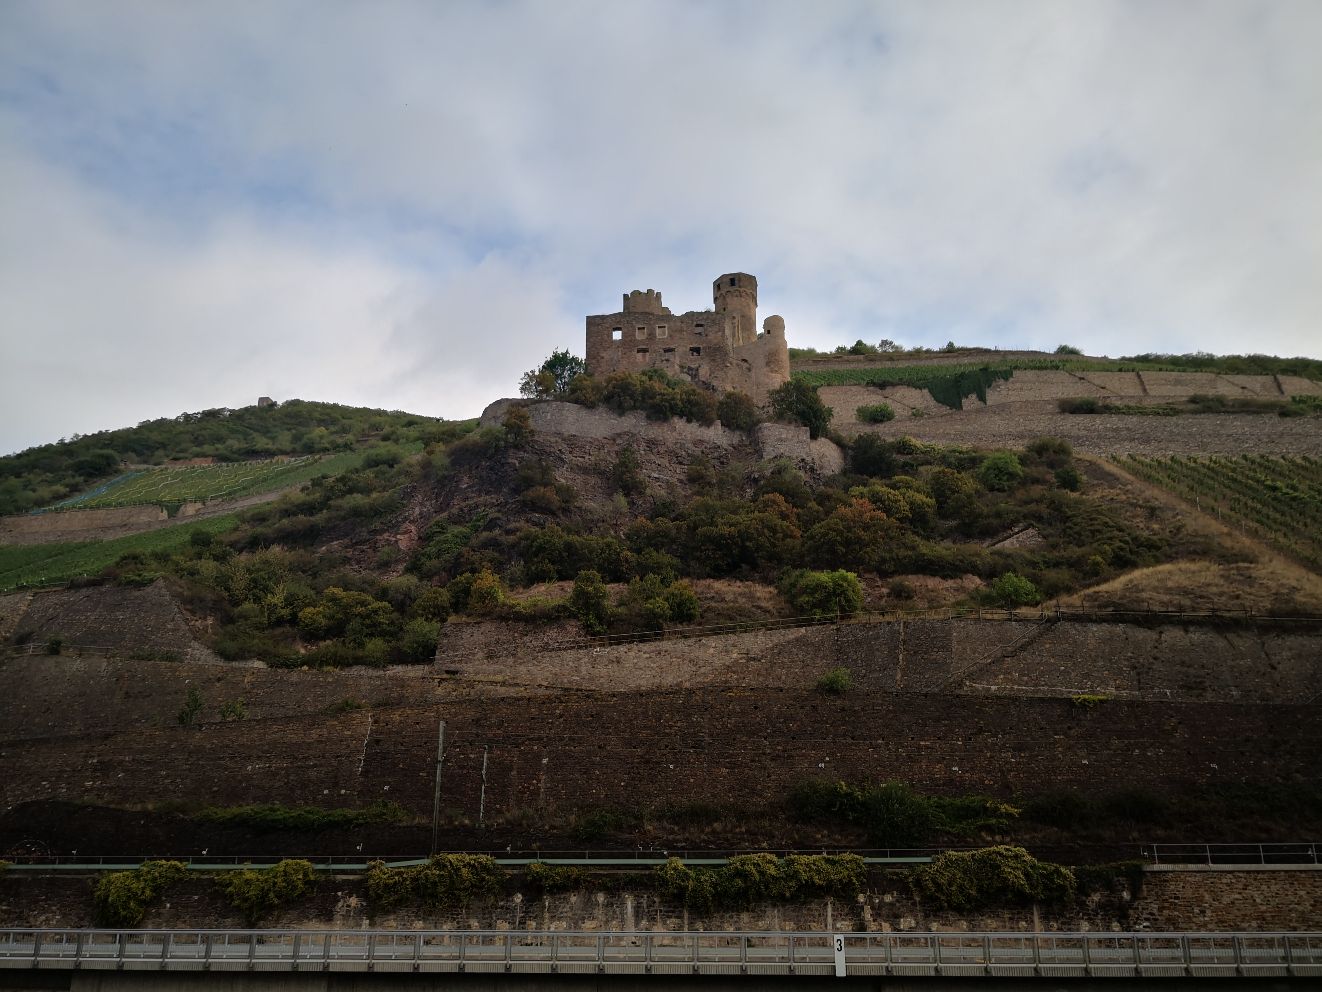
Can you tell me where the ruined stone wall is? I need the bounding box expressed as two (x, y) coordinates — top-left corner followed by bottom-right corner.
(585, 309), (789, 404)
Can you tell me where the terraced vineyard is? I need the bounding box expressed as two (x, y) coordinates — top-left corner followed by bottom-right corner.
(51, 452), (362, 510)
(1113, 454), (1322, 571)
(0, 515), (240, 591)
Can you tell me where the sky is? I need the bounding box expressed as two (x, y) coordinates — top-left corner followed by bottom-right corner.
(2, 0), (1320, 455)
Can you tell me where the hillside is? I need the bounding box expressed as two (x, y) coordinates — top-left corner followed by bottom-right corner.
(2, 358), (1320, 933)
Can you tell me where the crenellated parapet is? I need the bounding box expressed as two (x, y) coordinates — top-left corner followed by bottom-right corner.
(622, 289), (670, 315)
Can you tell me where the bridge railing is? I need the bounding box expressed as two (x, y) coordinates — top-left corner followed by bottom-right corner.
(1144, 842), (1320, 866)
(2, 929), (1319, 977)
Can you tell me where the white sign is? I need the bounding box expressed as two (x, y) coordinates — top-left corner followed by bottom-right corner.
(833, 933), (846, 977)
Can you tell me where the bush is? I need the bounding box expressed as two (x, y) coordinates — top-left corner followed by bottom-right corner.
(987, 572), (1042, 607)
(977, 452), (1024, 491)
(910, 847), (1076, 910)
(856, 403), (896, 424)
(654, 854), (865, 912)
(849, 434), (898, 477)
(177, 686), (203, 727)
(1058, 397), (1099, 414)
(216, 859), (315, 925)
(398, 619), (441, 662)
(716, 391), (758, 431)
(611, 446), (645, 496)
(44, 636), (63, 655)
(366, 855), (503, 912)
(769, 380), (833, 439)
(525, 862), (591, 894)
(519, 349), (587, 399)
(779, 569), (864, 619)
(195, 801), (407, 832)
(465, 568), (506, 615)
(1054, 466), (1081, 491)
(93, 860), (188, 926)
(816, 666), (851, 694)
(1054, 344), (1084, 355)
(569, 570), (612, 634)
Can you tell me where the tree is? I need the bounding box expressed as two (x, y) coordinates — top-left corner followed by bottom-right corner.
(569, 569), (612, 634)
(779, 569), (864, 618)
(520, 349), (587, 398)
(768, 380), (832, 440)
(716, 391), (758, 431)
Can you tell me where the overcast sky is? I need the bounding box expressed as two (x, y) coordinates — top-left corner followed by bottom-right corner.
(2, 0), (1319, 455)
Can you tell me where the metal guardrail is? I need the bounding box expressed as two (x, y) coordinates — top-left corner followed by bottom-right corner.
(1145, 843), (1321, 866)
(1, 929), (1319, 978)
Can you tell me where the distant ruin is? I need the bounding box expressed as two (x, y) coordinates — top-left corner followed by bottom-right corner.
(585, 272), (791, 403)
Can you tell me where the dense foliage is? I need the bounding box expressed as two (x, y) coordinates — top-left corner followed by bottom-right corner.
(0, 400), (454, 515)
(909, 846), (1076, 910)
(93, 860), (189, 927)
(365, 855), (504, 911)
(654, 854), (865, 911)
(788, 780), (1020, 846)
(216, 860), (316, 924)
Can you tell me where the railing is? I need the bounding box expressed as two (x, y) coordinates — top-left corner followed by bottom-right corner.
(1, 929), (1318, 977)
(1145, 843), (1321, 866)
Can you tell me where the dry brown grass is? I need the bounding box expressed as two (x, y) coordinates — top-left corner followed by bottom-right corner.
(1061, 560), (1322, 615)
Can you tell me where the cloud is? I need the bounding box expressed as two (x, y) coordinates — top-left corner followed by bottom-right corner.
(1, 0), (1319, 453)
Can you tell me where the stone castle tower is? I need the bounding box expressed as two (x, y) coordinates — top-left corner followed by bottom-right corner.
(585, 272), (791, 404)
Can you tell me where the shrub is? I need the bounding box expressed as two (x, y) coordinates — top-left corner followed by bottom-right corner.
(716, 390), (758, 431)
(769, 380), (833, 439)
(93, 860), (188, 926)
(1054, 344), (1084, 355)
(177, 686), (203, 727)
(219, 698), (247, 721)
(1058, 397), (1099, 414)
(816, 666), (852, 694)
(888, 578), (917, 600)
(525, 862), (591, 893)
(977, 452), (1024, 491)
(779, 569), (864, 619)
(1054, 465), (1081, 491)
(410, 586), (451, 621)
(398, 619), (441, 662)
(987, 572), (1042, 607)
(654, 854), (865, 911)
(856, 403), (896, 423)
(569, 569), (612, 634)
(465, 568), (506, 615)
(216, 859), (315, 925)
(366, 855), (503, 912)
(849, 434), (898, 477)
(910, 847), (1076, 910)
(611, 446), (645, 496)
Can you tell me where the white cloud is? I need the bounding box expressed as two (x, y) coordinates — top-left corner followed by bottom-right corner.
(1, 0), (1319, 453)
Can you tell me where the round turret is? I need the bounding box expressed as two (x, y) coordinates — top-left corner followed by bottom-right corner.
(713, 273), (758, 346)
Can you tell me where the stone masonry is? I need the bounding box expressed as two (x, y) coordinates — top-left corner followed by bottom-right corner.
(585, 273), (791, 403)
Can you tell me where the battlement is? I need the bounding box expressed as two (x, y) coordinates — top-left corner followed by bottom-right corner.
(622, 289), (669, 314)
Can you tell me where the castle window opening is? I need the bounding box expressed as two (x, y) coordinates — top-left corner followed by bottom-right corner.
(663, 347), (675, 354)
(637, 347), (649, 355)
(656, 325), (667, 338)
(729, 277), (737, 287)
(689, 346), (702, 357)
(636, 326), (647, 339)
(694, 323), (705, 335)
(611, 327), (622, 341)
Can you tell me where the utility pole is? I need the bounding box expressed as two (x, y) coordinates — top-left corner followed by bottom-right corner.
(478, 745), (490, 828)
(430, 719), (445, 856)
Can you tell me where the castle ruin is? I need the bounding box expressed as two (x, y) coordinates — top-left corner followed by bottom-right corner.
(585, 272), (791, 403)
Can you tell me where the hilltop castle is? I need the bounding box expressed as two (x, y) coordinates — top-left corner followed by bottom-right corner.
(585, 272), (791, 403)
